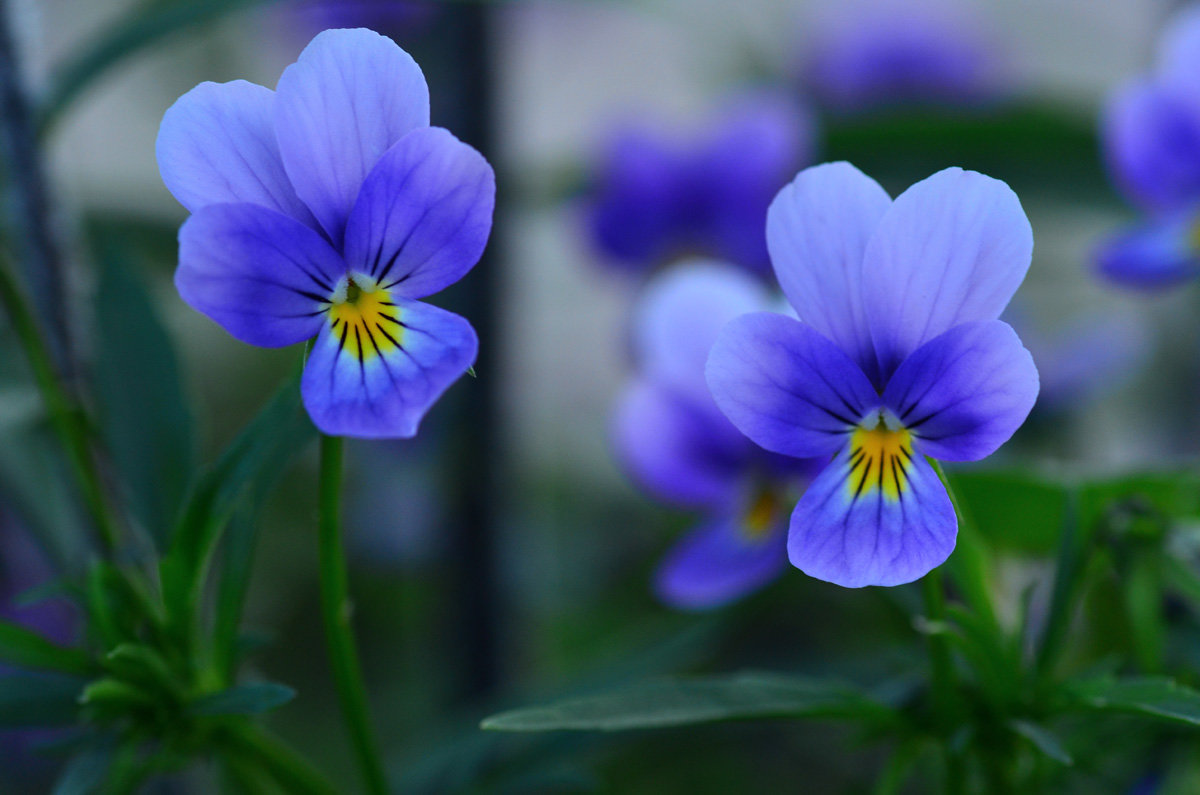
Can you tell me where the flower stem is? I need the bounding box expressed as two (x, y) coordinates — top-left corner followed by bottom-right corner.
(223, 724), (340, 795)
(0, 254), (118, 551)
(317, 434), (388, 795)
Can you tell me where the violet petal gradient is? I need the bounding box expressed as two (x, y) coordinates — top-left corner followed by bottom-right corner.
(635, 262), (769, 400)
(156, 80), (316, 226)
(1095, 215), (1200, 289)
(883, 320), (1038, 462)
(707, 312), (880, 459)
(275, 28), (430, 244)
(176, 203), (344, 347)
(612, 380), (747, 510)
(301, 298), (476, 438)
(1159, 5), (1200, 105)
(767, 161), (892, 385)
(863, 167), (1032, 382)
(343, 127), (495, 299)
(655, 515), (787, 610)
(788, 445), (956, 587)
(1102, 79), (1200, 212)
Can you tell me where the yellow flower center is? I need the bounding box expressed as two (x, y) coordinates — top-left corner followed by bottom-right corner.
(741, 487), (781, 540)
(846, 423), (914, 502)
(327, 276), (402, 363)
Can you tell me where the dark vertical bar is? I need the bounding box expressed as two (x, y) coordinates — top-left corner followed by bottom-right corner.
(0, 0), (73, 378)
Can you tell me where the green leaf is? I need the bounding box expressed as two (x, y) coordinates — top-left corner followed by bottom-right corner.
(480, 672), (893, 732)
(188, 682), (296, 716)
(1069, 676), (1200, 726)
(0, 672), (84, 727)
(946, 467), (1070, 554)
(0, 618), (91, 675)
(1008, 719), (1073, 765)
(52, 743), (115, 795)
(93, 246), (194, 549)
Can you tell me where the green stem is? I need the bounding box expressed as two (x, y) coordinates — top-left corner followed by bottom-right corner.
(317, 434), (388, 795)
(223, 725), (340, 795)
(931, 462), (999, 635)
(0, 255), (119, 551)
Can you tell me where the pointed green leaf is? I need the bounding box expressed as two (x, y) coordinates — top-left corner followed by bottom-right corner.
(481, 672), (893, 732)
(0, 672), (83, 727)
(1008, 719), (1073, 765)
(0, 618), (91, 675)
(1070, 676), (1200, 726)
(189, 682), (296, 716)
(52, 742), (115, 795)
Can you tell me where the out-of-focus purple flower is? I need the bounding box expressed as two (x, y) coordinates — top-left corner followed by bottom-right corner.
(288, 0), (437, 42)
(157, 29), (495, 438)
(612, 262), (820, 609)
(801, 0), (1005, 113)
(586, 91), (812, 278)
(708, 163), (1039, 588)
(1098, 7), (1200, 289)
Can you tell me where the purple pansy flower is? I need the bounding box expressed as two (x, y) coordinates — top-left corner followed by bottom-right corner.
(586, 91), (812, 277)
(1097, 7), (1200, 289)
(706, 162), (1039, 588)
(288, 0), (436, 42)
(802, 0), (1005, 113)
(157, 28), (495, 438)
(612, 262), (820, 609)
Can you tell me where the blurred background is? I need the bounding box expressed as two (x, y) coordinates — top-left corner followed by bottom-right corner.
(3, 0), (1200, 791)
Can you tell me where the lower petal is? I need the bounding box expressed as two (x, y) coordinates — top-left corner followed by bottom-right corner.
(655, 514), (787, 610)
(301, 299), (477, 439)
(1095, 216), (1200, 290)
(788, 446), (956, 588)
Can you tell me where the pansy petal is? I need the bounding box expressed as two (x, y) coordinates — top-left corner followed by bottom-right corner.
(788, 446), (955, 587)
(655, 515), (787, 610)
(863, 167), (1032, 382)
(882, 321), (1038, 463)
(707, 312), (880, 459)
(275, 28), (430, 244)
(156, 80), (315, 225)
(176, 203), (344, 347)
(1101, 79), (1200, 212)
(301, 299), (476, 439)
(612, 380), (747, 509)
(1095, 215), (1200, 289)
(766, 161), (892, 384)
(635, 261), (770, 399)
(1160, 6), (1200, 104)
(343, 127), (495, 300)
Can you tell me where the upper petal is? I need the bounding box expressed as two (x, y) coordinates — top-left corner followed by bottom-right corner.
(706, 312), (880, 460)
(634, 261), (771, 400)
(343, 127), (495, 300)
(655, 514), (787, 610)
(862, 167), (1032, 382)
(274, 28), (431, 245)
(766, 161), (892, 384)
(1101, 79), (1200, 212)
(301, 298), (477, 438)
(156, 80), (315, 225)
(176, 203), (344, 347)
(882, 320), (1038, 462)
(788, 443), (956, 588)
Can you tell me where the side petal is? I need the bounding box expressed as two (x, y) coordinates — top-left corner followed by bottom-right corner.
(301, 299), (477, 439)
(343, 128), (495, 300)
(634, 261), (770, 400)
(863, 167), (1032, 382)
(156, 80), (315, 225)
(176, 203), (344, 347)
(882, 320), (1038, 463)
(1095, 215), (1200, 290)
(274, 28), (431, 244)
(788, 447), (956, 588)
(612, 380), (747, 510)
(655, 515), (787, 610)
(706, 312), (880, 459)
(766, 161), (892, 384)
(1101, 79), (1200, 212)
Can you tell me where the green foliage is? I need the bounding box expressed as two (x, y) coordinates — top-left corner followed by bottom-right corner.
(187, 681), (296, 716)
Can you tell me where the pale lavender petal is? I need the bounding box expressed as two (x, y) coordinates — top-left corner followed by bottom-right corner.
(863, 167), (1032, 382)
(156, 80), (315, 225)
(766, 161), (892, 385)
(343, 127), (494, 300)
(707, 312), (880, 459)
(655, 515), (787, 610)
(275, 28), (430, 244)
(176, 203), (344, 347)
(788, 444), (955, 588)
(883, 321), (1038, 462)
(301, 298), (476, 438)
